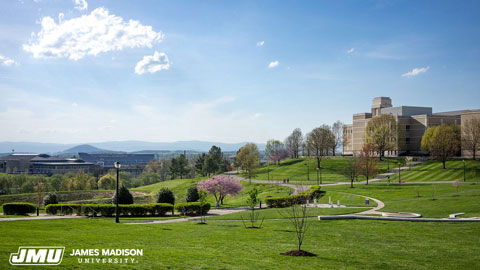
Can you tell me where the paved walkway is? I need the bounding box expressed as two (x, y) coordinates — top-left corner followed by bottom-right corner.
(124, 207), (250, 225)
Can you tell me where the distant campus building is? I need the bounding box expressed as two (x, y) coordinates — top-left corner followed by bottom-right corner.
(0, 154), (95, 175)
(0, 153), (155, 176)
(343, 97), (480, 157)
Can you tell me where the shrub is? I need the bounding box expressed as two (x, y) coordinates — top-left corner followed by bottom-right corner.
(3, 202), (36, 215)
(112, 185), (134, 205)
(45, 204), (81, 215)
(185, 186), (199, 202)
(265, 186), (325, 208)
(175, 202), (211, 215)
(157, 187), (175, 205)
(45, 203), (174, 217)
(43, 192), (58, 206)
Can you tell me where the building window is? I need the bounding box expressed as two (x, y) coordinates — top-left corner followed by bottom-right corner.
(406, 125), (410, 131)
(406, 138), (411, 145)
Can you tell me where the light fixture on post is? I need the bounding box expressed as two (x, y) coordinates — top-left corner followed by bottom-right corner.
(114, 162), (121, 223)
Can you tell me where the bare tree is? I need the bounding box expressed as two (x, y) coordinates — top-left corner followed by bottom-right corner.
(331, 121), (344, 156)
(355, 144), (379, 185)
(285, 128), (303, 159)
(365, 114), (402, 160)
(462, 118), (480, 160)
(342, 156), (358, 188)
(307, 125), (335, 169)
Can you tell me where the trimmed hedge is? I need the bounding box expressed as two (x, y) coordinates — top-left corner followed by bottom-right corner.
(265, 185), (325, 208)
(45, 203), (174, 217)
(2, 202), (37, 215)
(175, 202), (211, 215)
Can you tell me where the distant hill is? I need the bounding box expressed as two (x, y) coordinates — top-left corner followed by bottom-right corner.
(60, 144), (120, 155)
(0, 140), (266, 154)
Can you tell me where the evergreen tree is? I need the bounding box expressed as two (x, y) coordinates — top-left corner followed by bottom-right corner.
(176, 154), (190, 179)
(157, 187), (175, 205)
(169, 158), (178, 179)
(185, 186), (199, 202)
(112, 185), (134, 204)
(195, 153), (207, 176)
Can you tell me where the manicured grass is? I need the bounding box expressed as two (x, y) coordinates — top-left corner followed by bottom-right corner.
(323, 183), (480, 218)
(0, 218), (479, 269)
(254, 157), (403, 182)
(133, 178), (293, 208)
(388, 160), (480, 182)
(207, 207), (367, 220)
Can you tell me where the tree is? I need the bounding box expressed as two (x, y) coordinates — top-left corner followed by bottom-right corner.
(242, 187), (264, 228)
(422, 124), (461, 169)
(98, 174), (117, 190)
(176, 154), (190, 179)
(342, 157), (358, 188)
(365, 114), (401, 160)
(157, 187), (175, 205)
(285, 128), (303, 159)
(462, 118), (480, 160)
(306, 125), (334, 169)
(185, 186), (199, 202)
(144, 159), (162, 174)
(198, 175), (243, 205)
(355, 144), (379, 185)
(265, 139), (289, 164)
(203, 154), (217, 177)
(112, 185), (134, 204)
(208, 145), (224, 173)
(195, 153), (207, 176)
(331, 121), (344, 156)
(236, 143), (260, 180)
(43, 192), (58, 206)
(169, 158), (179, 179)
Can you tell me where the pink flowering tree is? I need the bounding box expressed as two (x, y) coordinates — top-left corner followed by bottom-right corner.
(198, 175), (243, 205)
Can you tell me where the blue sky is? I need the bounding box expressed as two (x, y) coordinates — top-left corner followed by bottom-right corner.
(0, 0), (479, 144)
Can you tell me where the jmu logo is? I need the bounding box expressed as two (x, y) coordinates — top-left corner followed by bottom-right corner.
(9, 247), (65, 266)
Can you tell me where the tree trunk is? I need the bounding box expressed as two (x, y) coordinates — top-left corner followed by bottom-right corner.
(442, 160), (446, 169)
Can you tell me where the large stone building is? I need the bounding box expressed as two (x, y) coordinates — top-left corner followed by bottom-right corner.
(0, 154), (95, 175)
(343, 97), (478, 156)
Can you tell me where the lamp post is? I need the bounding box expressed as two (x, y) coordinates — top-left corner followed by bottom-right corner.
(315, 167), (319, 185)
(387, 158), (389, 170)
(320, 166), (323, 184)
(305, 163), (310, 181)
(114, 162), (121, 223)
(398, 162), (401, 183)
(463, 160), (466, 182)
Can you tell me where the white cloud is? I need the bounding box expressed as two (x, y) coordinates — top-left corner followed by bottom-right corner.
(135, 51), (170, 75)
(0, 55), (18, 66)
(23, 7), (164, 60)
(347, 48), (355, 54)
(268, 60), (279, 68)
(402, 66), (430, 77)
(74, 0), (88, 11)
(256, 41), (264, 47)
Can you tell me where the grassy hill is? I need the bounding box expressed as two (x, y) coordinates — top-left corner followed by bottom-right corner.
(388, 159), (480, 182)
(254, 157), (403, 183)
(132, 177), (293, 208)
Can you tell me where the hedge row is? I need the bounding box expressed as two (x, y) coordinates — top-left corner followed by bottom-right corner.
(45, 203), (174, 217)
(174, 202), (211, 215)
(2, 202), (37, 215)
(265, 185), (325, 208)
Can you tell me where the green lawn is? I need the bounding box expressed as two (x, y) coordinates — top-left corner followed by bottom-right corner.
(323, 182), (480, 218)
(133, 178), (293, 208)
(0, 218), (479, 269)
(388, 159), (480, 182)
(254, 157), (403, 183)
(207, 207), (367, 220)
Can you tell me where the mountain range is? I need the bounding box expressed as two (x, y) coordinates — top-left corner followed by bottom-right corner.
(0, 140), (266, 154)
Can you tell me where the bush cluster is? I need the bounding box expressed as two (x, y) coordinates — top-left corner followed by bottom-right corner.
(185, 186), (199, 202)
(112, 185), (134, 204)
(157, 188), (175, 204)
(43, 192), (58, 206)
(2, 202), (37, 215)
(265, 185), (325, 208)
(45, 203), (174, 217)
(174, 202), (211, 215)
